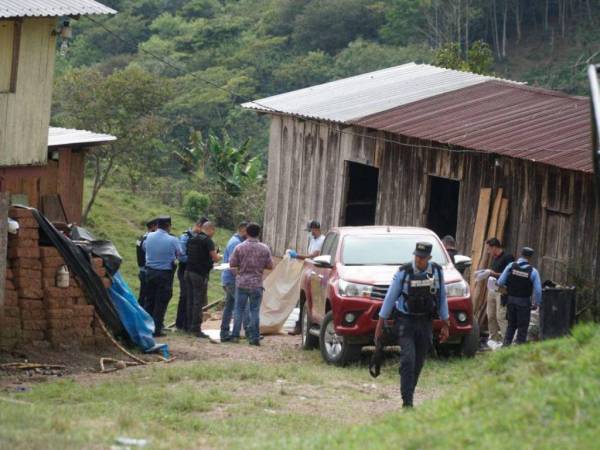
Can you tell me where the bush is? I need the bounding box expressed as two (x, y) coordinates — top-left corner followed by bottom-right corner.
(183, 190), (210, 221)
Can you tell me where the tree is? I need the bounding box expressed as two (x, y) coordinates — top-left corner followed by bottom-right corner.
(291, 0), (384, 54)
(52, 65), (173, 222)
(433, 40), (494, 74)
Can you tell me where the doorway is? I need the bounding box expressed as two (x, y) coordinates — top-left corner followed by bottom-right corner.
(427, 176), (459, 238)
(342, 162), (379, 226)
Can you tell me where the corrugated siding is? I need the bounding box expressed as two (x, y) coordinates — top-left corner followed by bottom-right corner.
(0, 18), (56, 167)
(355, 81), (592, 173)
(243, 63), (515, 123)
(0, 0), (115, 17)
(48, 127), (116, 147)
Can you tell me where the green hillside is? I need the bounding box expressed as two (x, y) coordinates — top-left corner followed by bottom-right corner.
(289, 324), (600, 450)
(83, 184), (232, 323)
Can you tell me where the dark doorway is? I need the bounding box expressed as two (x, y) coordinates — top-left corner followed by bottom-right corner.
(343, 162), (379, 226)
(427, 176), (459, 238)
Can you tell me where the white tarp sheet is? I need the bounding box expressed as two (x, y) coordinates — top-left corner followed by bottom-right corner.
(260, 256), (305, 334)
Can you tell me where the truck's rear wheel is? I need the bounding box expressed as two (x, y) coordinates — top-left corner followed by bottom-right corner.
(301, 302), (318, 350)
(319, 311), (361, 366)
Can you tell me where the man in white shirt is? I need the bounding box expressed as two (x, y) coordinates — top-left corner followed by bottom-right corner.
(293, 220), (325, 260)
(289, 220), (325, 335)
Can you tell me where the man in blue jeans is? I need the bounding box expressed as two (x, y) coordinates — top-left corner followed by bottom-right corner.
(220, 222), (250, 342)
(229, 223), (274, 346)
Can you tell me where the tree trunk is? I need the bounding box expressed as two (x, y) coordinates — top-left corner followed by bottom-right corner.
(82, 152), (115, 224)
(465, 0), (470, 60)
(492, 0), (501, 58)
(502, 0), (508, 58)
(586, 0), (594, 24)
(515, 0), (521, 42)
(545, 0), (550, 31)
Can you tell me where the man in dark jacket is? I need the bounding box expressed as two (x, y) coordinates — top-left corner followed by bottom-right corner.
(136, 218), (158, 309)
(175, 217), (207, 331)
(185, 221), (221, 338)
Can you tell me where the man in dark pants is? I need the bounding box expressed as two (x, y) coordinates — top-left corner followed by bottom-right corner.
(185, 221), (221, 338)
(175, 217), (207, 331)
(136, 218), (158, 309)
(143, 216), (181, 337)
(376, 242), (449, 408)
(220, 222), (249, 342)
(497, 247), (542, 346)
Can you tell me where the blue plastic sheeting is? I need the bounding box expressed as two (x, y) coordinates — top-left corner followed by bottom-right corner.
(108, 272), (169, 357)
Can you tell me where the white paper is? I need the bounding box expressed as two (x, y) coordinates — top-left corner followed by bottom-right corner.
(487, 276), (498, 292)
(213, 263), (230, 271)
(474, 269), (491, 282)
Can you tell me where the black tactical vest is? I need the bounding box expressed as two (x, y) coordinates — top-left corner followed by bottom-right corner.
(401, 263), (440, 316)
(506, 262), (533, 298)
(136, 234), (147, 268)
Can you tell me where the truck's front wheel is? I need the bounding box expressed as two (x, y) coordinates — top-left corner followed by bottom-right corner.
(319, 311), (361, 366)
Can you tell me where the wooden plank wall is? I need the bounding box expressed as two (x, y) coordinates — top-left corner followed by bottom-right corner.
(0, 18), (57, 167)
(0, 192), (8, 306)
(262, 115), (600, 283)
(0, 148), (86, 223)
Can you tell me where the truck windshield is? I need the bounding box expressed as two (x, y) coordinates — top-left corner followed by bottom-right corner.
(341, 235), (448, 266)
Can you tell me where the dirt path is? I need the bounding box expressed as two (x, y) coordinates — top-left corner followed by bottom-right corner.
(0, 318), (441, 425)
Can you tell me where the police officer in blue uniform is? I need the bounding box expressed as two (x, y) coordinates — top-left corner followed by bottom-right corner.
(136, 218), (158, 309)
(143, 216), (182, 337)
(376, 242), (450, 408)
(497, 247), (542, 346)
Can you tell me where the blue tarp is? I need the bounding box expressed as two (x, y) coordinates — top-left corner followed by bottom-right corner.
(107, 272), (169, 357)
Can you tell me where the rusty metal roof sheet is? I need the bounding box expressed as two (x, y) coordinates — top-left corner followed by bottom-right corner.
(242, 63), (518, 123)
(354, 81), (592, 172)
(48, 127), (116, 148)
(0, 0), (116, 18)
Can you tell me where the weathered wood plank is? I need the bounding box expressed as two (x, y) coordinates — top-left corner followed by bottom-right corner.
(470, 188), (492, 284)
(0, 192), (8, 307)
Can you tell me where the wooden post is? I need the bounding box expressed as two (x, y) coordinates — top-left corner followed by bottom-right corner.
(0, 192), (8, 307)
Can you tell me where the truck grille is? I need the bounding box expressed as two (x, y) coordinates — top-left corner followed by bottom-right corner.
(371, 285), (389, 301)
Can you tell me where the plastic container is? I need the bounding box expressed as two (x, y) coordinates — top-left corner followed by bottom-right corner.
(56, 265), (70, 288)
(540, 287), (576, 340)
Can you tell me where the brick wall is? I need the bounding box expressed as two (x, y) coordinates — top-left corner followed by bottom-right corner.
(1, 208), (113, 351)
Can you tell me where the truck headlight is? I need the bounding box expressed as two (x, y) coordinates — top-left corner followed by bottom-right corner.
(338, 279), (373, 298)
(446, 280), (470, 298)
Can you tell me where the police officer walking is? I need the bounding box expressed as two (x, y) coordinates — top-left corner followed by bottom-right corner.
(375, 242), (449, 408)
(136, 218), (158, 309)
(143, 216), (181, 337)
(497, 247), (542, 346)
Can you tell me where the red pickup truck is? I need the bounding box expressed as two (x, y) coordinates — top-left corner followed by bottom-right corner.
(299, 226), (479, 365)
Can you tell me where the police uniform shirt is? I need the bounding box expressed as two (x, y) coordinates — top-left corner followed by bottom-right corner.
(178, 229), (194, 264)
(497, 257), (543, 305)
(143, 229), (182, 270)
(379, 261), (449, 320)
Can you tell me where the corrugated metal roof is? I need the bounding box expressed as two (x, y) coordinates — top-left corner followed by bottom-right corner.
(354, 81), (592, 172)
(0, 0), (116, 18)
(48, 127), (116, 148)
(242, 63), (519, 123)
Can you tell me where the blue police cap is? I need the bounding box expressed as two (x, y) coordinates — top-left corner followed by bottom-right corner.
(521, 247), (534, 257)
(414, 242), (433, 257)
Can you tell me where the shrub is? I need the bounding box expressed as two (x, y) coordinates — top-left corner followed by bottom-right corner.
(183, 190), (210, 221)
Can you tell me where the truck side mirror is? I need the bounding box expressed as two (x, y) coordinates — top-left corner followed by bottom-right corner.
(454, 255), (472, 274)
(312, 255), (332, 268)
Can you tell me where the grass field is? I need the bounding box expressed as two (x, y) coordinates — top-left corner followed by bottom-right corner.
(83, 184), (233, 323)
(1, 324), (598, 449)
